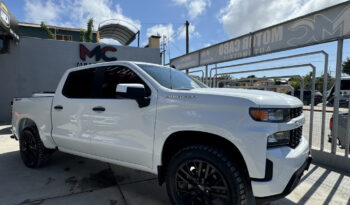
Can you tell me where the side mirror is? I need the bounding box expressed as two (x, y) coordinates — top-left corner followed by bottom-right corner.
(116, 84), (150, 108)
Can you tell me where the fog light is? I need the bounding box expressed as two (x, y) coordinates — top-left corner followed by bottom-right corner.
(267, 131), (290, 147)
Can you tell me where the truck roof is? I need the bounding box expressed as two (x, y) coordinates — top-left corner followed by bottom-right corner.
(69, 61), (162, 72)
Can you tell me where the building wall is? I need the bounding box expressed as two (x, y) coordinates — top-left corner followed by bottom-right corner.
(0, 37), (160, 123)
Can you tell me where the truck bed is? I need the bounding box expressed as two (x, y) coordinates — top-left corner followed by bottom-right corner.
(11, 95), (55, 148)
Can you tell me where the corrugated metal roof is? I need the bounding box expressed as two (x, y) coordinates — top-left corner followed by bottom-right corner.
(98, 20), (138, 46)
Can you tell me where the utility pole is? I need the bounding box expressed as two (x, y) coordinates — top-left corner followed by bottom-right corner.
(186, 21), (189, 54)
(161, 35), (167, 65)
(137, 31), (140, 47)
(185, 20), (189, 74)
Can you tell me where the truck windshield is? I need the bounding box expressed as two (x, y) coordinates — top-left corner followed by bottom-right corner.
(136, 64), (208, 90)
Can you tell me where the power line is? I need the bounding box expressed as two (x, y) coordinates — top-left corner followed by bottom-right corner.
(169, 41), (183, 53)
(141, 22), (184, 25)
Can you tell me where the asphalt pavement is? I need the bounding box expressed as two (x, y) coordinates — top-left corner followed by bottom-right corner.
(1, 124), (349, 205)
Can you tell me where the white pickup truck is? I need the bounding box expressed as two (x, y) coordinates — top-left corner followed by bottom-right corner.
(11, 61), (311, 204)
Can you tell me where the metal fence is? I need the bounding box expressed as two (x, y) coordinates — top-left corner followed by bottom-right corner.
(182, 48), (350, 172)
(188, 70), (204, 82)
(217, 75), (303, 100)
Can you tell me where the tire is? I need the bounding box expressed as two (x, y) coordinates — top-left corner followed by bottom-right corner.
(19, 127), (51, 168)
(165, 145), (249, 205)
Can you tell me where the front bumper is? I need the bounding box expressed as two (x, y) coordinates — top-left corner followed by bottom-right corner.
(255, 156), (311, 204)
(251, 136), (310, 199)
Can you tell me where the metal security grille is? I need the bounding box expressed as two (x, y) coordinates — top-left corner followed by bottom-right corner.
(290, 127), (302, 148)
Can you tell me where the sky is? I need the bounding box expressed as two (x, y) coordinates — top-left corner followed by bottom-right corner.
(3, 0), (350, 78)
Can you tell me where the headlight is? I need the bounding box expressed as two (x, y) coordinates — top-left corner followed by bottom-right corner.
(249, 108), (290, 122)
(267, 131), (290, 147)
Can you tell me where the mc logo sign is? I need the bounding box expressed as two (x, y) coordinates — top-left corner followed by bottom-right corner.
(80, 44), (117, 61)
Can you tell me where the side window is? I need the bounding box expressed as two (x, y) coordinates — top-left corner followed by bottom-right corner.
(62, 68), (96, 98)
(99, 66), (150, 99)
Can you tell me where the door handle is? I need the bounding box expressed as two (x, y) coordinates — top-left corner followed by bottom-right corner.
(54, 105), (63, 110)
(92, 106), (105, 112)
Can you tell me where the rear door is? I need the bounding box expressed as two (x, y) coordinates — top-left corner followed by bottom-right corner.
(51, 67), (100, 154)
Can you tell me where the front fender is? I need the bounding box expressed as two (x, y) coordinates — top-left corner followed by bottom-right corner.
(152, 97), (273, 179)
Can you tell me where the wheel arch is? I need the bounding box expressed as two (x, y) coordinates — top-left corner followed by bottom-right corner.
(158, 130), (249, 185)
(17, 117), (56, 149)
(18, 118), (38, 139)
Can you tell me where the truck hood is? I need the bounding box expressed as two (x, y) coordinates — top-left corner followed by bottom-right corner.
(190, 88), (303, 108)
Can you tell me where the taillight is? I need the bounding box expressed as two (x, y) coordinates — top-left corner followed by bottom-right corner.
(330, 117), (333, 131)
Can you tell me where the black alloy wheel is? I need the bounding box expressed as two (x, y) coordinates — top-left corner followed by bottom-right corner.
(175, 159), (230, 204)
(20, 127), (50, 168)
(166, 145), (249, 205)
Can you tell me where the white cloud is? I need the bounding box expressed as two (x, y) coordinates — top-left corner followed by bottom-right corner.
(172, 0), (211, 19)
(204, 42), (211, 47)
(24, 0), (140, 31)
(176, 24), (200, 39)
(173, 0), (188, 4)
(100, 38), (121, 45)
(24, 0), (64, 26)
(218, 0), (347, 37)
(145, 23), (200, 45)
(146, 24), (175, 42)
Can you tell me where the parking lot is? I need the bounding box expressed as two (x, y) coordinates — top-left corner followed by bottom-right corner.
(1, 124), (350, 205)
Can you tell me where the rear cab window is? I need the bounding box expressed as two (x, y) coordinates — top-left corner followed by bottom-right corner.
(62, 65), (150, 99)
(62, 68), (97, 98)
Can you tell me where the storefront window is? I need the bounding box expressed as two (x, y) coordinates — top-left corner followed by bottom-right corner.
(56, 34), (72, 41)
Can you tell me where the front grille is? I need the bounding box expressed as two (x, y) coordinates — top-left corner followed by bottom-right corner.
(289, 126), (302, 148)
(290, 107), (303, 119)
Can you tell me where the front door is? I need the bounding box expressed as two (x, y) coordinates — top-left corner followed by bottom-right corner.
(89, 65), (157, 168)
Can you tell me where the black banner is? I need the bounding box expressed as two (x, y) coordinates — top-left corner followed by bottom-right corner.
(0, 0), (19, 41)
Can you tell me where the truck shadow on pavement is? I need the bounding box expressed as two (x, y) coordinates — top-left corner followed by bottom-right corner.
(0, 146), (349, 204)
(0, 126), (11, 135)
(271, 163), (350, 205)
(0, 149), (169, 205)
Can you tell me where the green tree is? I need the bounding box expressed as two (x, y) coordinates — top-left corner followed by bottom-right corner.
(247, 75), (256, 78)
(40, 21), (55, 39)
(303, 72), (312, 90)
(315, 73), (335, 91)
(342, 57), (350, 75)
(289, 72), (335, 91)
(80, 29), (86, 42)
(220, 74), (232, 80)
(86, 18), (94, 42)
(289, 77), (301, 90)
(274, 78), (281, 85)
